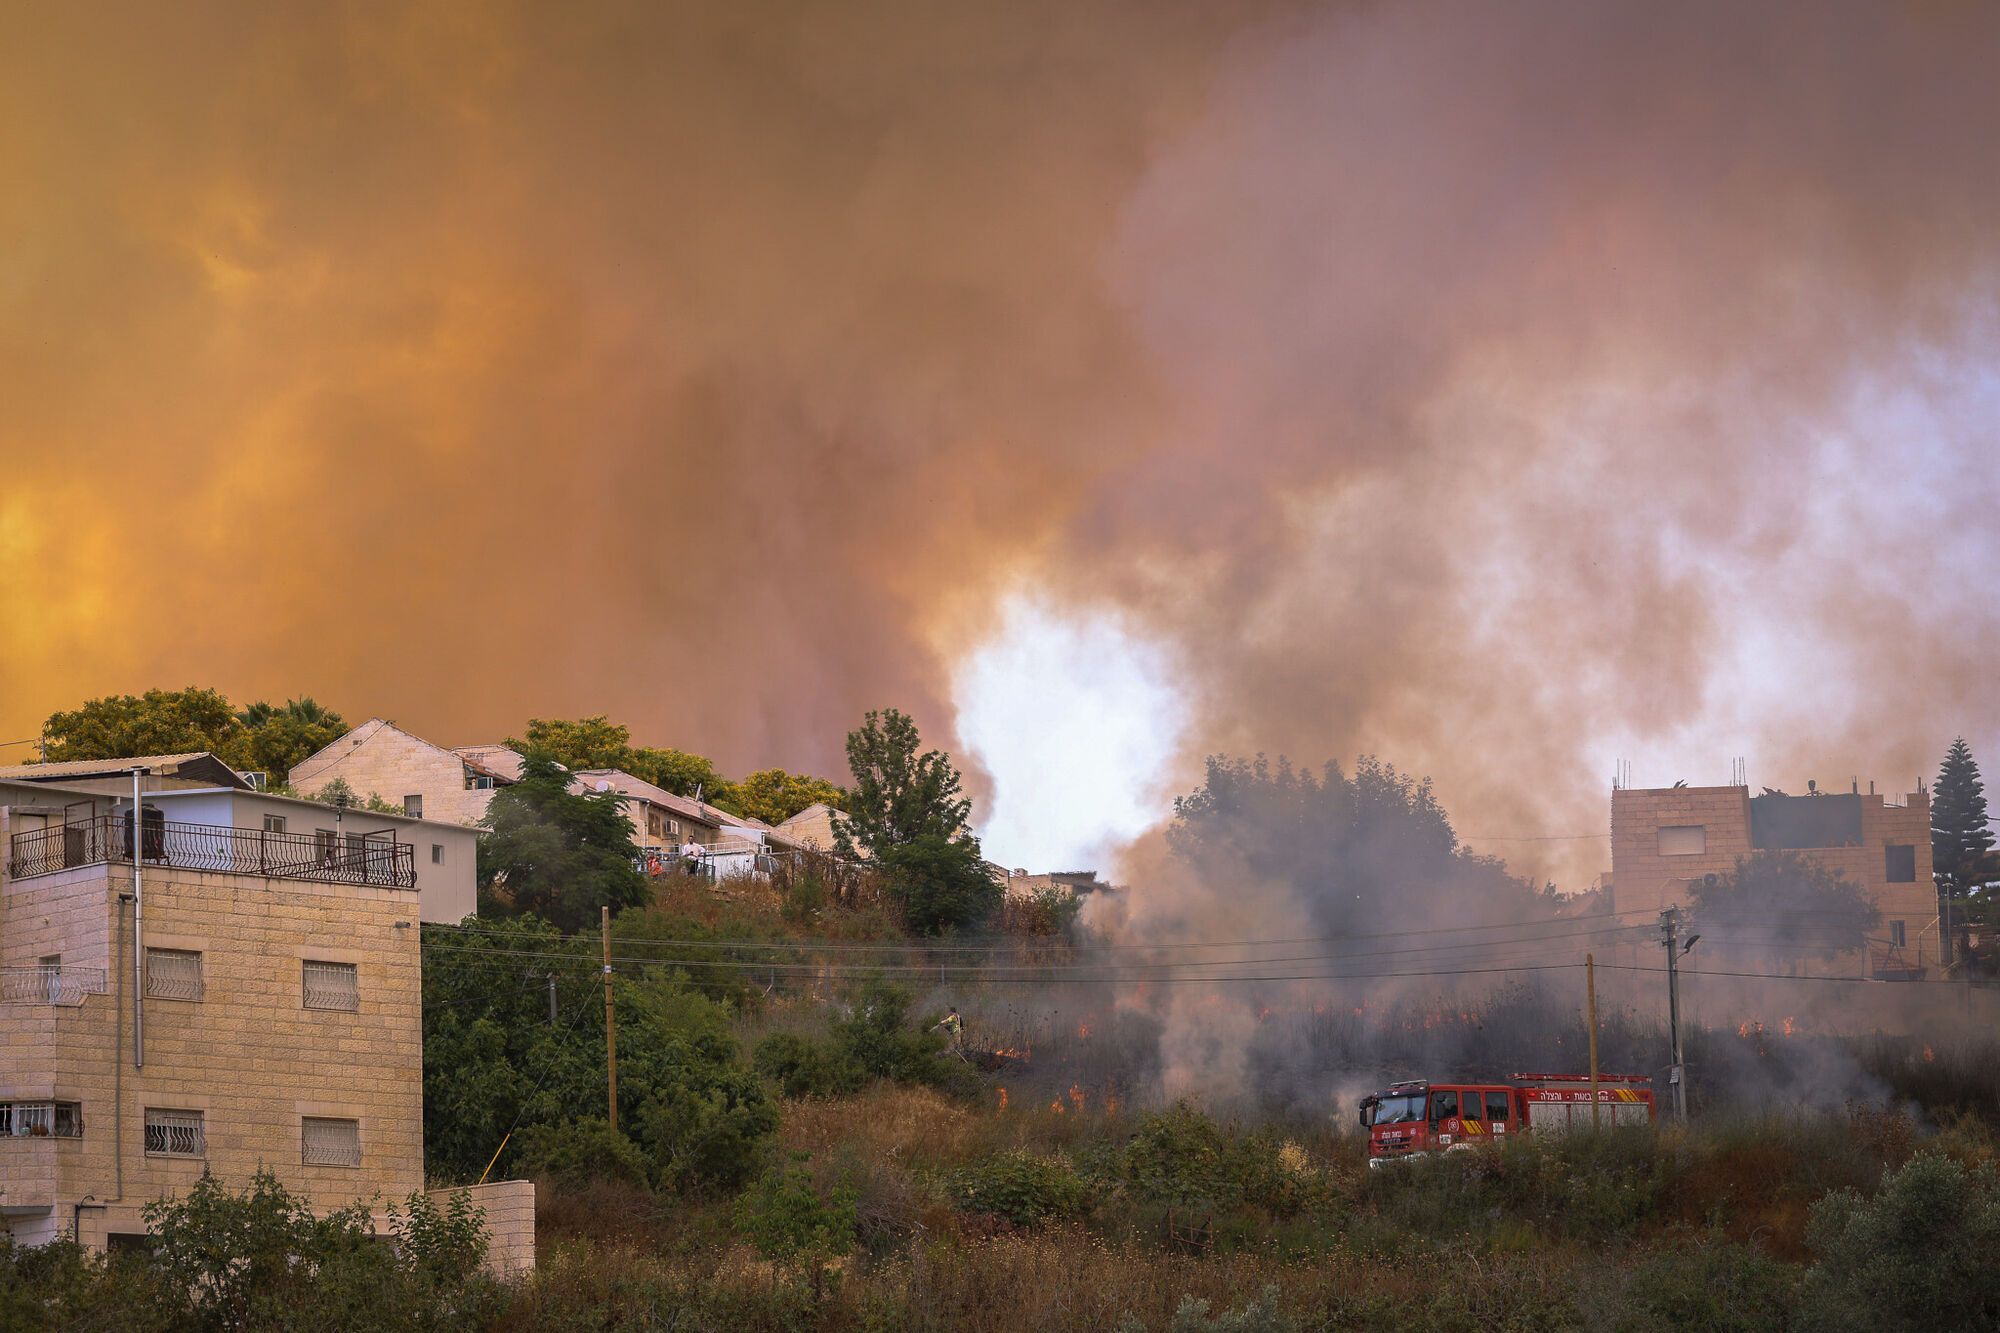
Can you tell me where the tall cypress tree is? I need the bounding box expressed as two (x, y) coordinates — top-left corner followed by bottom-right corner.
(1932, 737), (1995, 915)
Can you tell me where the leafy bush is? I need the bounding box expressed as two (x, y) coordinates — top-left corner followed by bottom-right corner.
(515, 1117), (653, 1190)
(755, 1031), (866, 1099)
(1588, 1239), (1799, 1331)
(736, 1154), (859, 1305)
(1115, 1285), (1294, 1333)
(952, 1151), (1092, 1227)
(1117, 1104), (1323, 1215)
(1799, 1152), (2000, 1330)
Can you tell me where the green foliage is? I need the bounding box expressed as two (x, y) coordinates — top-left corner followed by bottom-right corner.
(39, 687), (346, 784)
(1692, 850), (1881, 960)
(132, 1169), (491, 1330)
(1006, 885), (1084, 936)
(735, 1155), (859, 1272)
(1154, 1286), (1294, 1333)
(42, 686), (242, 764)
(1120, 1103), (1247, 1210)
(302, 776), (405, 815)
(1592, 1239), (1800, 1332)
(1167, 754), (1541, 936)
(755, 1031), (865, 1099)
(1934, 737), (1996, 907)
(477, 751), (648, 932)
(952, 1150), (1090, 1227)
(731, 767), (847, 825)
(753, 980), (974, 1101)
(876, 833), (1001, 935)
(421, 919), (778, 1194)
(511, 715), (746, 809)
(515, 1118), (653, 1191)
(1799, 1152), (2000, 1330)
(837, 708), (972, 857)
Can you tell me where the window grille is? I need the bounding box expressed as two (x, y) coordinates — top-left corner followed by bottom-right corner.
(301, 1117), (361, 1167)
(1, 1101), (83, 1138)
(263, 814), (287, 834)
(144, 1109), (205, 1157)
(303, 960), (359, 1011)
(145, 948), (204, 1001)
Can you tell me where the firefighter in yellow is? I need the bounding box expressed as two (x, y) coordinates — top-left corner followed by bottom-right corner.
(933, 1006), (964, 1052)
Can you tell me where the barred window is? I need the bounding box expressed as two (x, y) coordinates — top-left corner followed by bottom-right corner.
(144, 1108), (205, 1157)
(303, 960), (359, 1011)
(301, 1116), (361, 1167)
(145, 948), (204, 1002)
(1, 1101), (83, 1138)
(263, 814), (287, 834)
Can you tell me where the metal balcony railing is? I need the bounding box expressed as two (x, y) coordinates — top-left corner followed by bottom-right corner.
(7, 815), (416, 888)
(0, 966), (107, 1006)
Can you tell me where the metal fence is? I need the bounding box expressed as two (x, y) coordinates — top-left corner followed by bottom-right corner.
(144, 1109), (205, 1158)
(8, 815), (416, 888)
(0, 965), (107, 1006)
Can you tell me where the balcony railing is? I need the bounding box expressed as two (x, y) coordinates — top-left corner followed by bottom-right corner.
(7, 816), (416, 889)
(0, 966), (107, 1005)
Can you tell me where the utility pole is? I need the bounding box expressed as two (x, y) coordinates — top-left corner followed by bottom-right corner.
(601, 906), (618, 1130)
(547, 973), (557, 1025)
(1661, 908), (1688, 1120)
(1586, 953), (1600, 1130)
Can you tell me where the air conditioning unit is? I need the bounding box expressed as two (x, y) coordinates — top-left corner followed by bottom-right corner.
(242, 771), (269, 791)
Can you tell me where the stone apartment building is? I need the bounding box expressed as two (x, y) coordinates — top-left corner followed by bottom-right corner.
(0, 759), (531, 1269)
(288, 718), (522, 827)
(1609, 780), (1939, 977)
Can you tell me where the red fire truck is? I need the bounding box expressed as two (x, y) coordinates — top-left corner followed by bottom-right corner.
(1358, 1072), (1655, 1166)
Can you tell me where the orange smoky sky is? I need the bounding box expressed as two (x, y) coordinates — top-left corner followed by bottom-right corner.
(3, 1), (1997, 887)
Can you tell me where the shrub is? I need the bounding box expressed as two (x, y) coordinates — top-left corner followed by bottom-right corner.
(1798, 1152), (2000, 1330)
(1114, 1285), (1294, 1333)
(953, 1151), (1092, 1227)
(736, 1154), (859, 1304)
(755, 1031), (866, 1099)
(1587, 1239), (1799, 1331)
(514, 1117), (652, 1191)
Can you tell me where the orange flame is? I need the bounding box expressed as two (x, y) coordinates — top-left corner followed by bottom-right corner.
(1050, 1100), (1065, 1115)
(1923, 1044), (1936, 1063)
(1781, 1016), (1798, 1038)
(997, 1087), (1009, 1112)
(1077, 1023), (1091, 1039)
(1069, 1083), (1086, 1113)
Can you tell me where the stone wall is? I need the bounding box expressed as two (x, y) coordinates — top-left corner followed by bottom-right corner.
(427, 1179), (537, 1276)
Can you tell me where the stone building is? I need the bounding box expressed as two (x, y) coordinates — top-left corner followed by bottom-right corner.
(1609, 780), (1939, 976)
(0, 762), (530, 1267)
(288, 718), (522, 828)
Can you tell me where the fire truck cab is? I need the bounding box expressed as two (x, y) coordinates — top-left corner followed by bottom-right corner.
(1359, 1073), (1654, 1166)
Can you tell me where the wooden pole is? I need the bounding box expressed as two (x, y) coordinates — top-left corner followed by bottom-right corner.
(602, 905), (618, 1130)
(1587, 952), (1600, 1130)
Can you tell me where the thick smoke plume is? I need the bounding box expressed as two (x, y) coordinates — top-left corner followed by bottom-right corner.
(4, 2), (1997, 887)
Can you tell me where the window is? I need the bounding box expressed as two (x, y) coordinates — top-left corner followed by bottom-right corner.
(263, 814), (287, 834)
(431, 843), (443, 865)
(1486, 1091), (1511, 1123)
(1890, 920), (1907, 948)
(303, 960), (359, 1011)
(315, 828), (337, 864)
(144, 1108), (204, 1157)
(36, 954), (63, 1004)
(301, 1117), (361, 1167)
(1, 1101), (83, 1138)
(1429, 1090), (1460, 1121)
(145, 948), (204, 1001)
(1885, 844), (1916, 883)
(1658, 825), (1707, 856)
(403, 794), (423, 819)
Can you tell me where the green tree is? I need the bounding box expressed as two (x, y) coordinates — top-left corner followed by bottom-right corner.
(836, 709), (971, 857)
(1800, 1152), (2000, 1331)
(41, 686), (245, 763)
(876, 833), (1000, 935)
(729, 768), (847, 826)
(235, 696), (348, 783)
(629, 746), (739, 809)
(735, 1155), (858, 1304)
(1933, 737), (1996, 924)
(513, 715), (634, 771)
(477, 752), (648, 932)
(1690, 850), (1880, 962)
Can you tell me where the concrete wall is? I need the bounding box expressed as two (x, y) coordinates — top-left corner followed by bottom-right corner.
(0, 859), (424, 1245)
(427, 1179), (536, 1276)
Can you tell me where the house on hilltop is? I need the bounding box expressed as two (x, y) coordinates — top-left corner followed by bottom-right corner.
(289, 719), (521, 827)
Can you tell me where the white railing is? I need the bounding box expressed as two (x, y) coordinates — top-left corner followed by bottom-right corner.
(144, 1109), (205, 1158)
(302, 1117), (361, 1167)
(0, 966), (107, 1006)
(302, 960), (359, 1011)
(1, 1101), (83, 1138)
